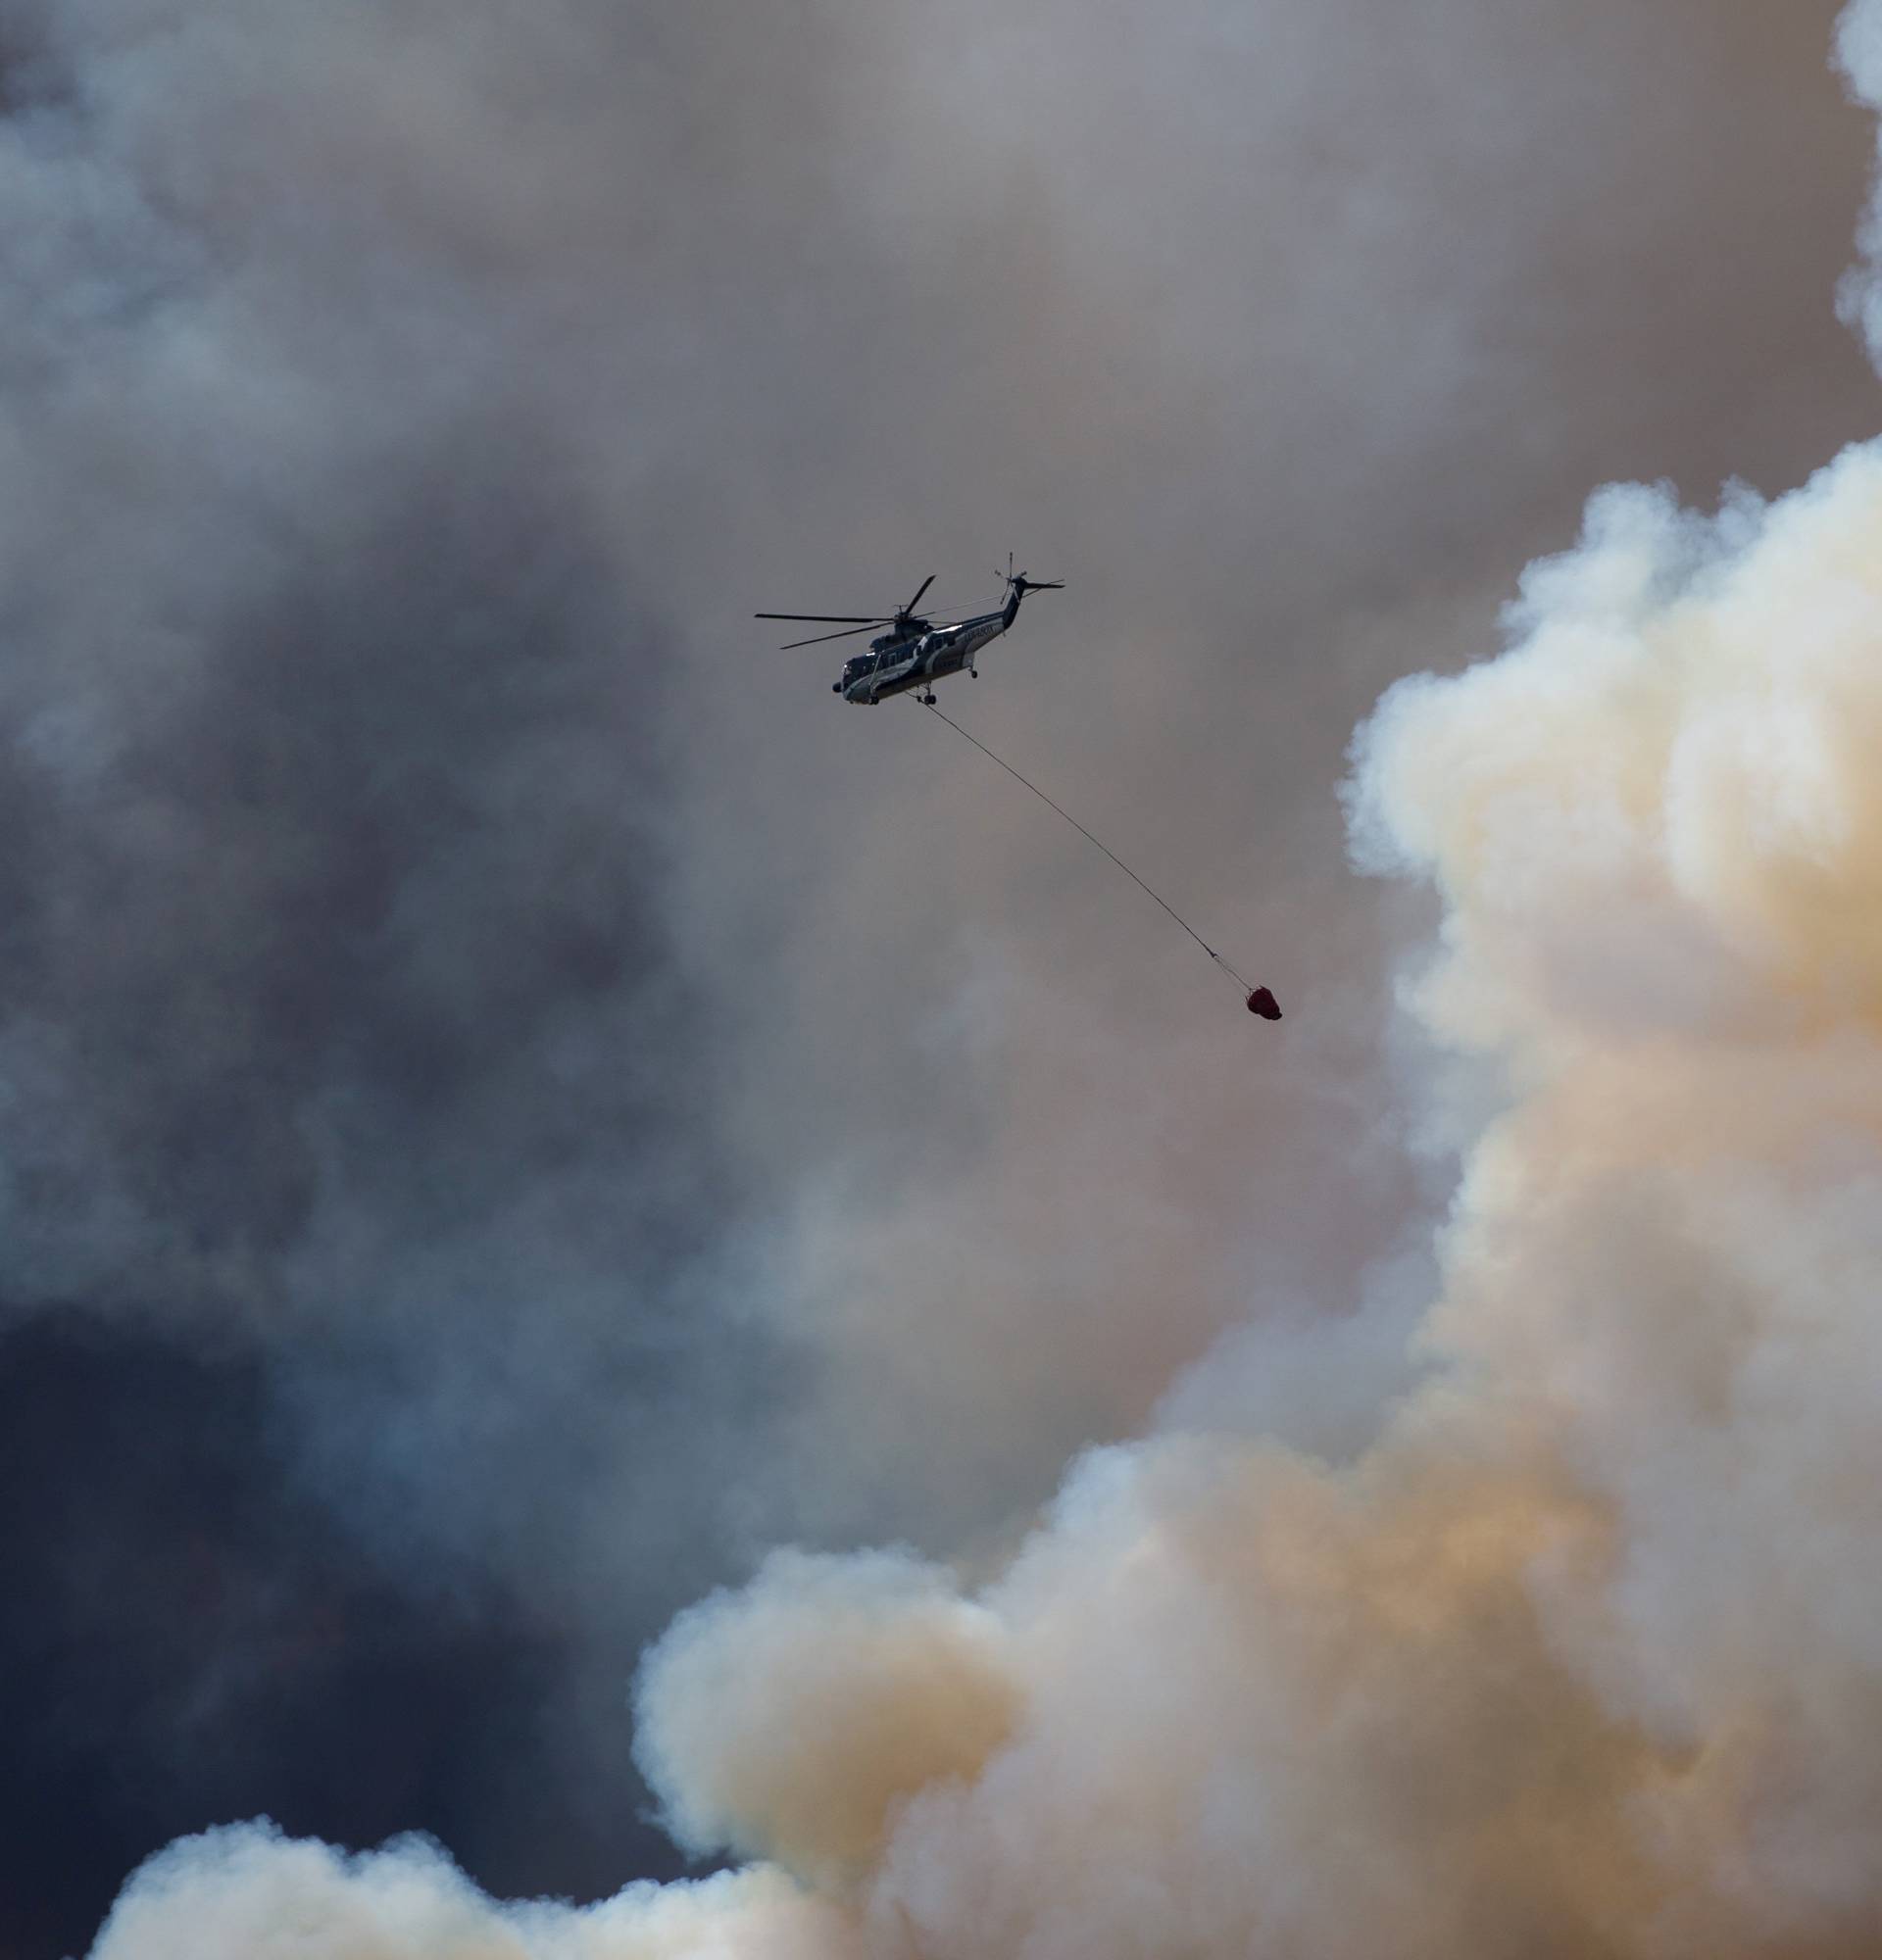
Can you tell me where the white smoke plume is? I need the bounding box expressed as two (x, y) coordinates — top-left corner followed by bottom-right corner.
(91, 237), (1882, 1960)
(74, 1), (1882, 1956)
(90, 1828), (851, 1960)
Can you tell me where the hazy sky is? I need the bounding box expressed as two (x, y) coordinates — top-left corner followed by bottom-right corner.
(3, 2), (1879, 1954)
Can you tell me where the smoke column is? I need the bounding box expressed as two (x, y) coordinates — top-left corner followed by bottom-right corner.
(11, 0), (1871, 1939)
(81, 5), (1882, 1954)
(47, 2), (1882, 1958)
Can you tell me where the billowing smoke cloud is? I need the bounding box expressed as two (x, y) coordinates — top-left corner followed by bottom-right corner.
(637, 1551), (1018, 1886)
(13, 0), (1882, 1947)
(87, 29), (1882, 1953)
(623, 445), (1882, 1954)
(89, 1830), (850, 1960)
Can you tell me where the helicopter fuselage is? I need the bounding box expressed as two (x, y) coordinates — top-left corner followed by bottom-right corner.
(833, 593), (1019, 704)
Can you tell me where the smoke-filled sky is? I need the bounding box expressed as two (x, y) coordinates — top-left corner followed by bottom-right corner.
(6, 1), (1882, 1955)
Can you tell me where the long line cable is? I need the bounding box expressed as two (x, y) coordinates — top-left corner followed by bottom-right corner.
(919, 698), (1254, 997)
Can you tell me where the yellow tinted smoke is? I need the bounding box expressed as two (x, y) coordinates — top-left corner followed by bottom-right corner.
(633, 1550), (1020, 1884)
(628, 445), (1882, 1958)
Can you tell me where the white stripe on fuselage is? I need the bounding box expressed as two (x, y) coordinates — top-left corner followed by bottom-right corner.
(845, 612), (1009, 703)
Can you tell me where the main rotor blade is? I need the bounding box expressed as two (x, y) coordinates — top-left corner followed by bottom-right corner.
(779, 622), (884, 649)
(901, 574), (935, 615)
(757, 612), (890, 623)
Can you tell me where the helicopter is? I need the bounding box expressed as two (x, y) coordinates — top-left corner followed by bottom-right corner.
(758, 560), (1065, 705)
(758, 560), (1281, 1019)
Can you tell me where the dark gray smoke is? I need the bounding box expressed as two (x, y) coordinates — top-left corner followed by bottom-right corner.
(0, 1313), (705, 1960)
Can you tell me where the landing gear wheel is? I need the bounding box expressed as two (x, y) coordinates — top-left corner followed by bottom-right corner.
(922, 692), (937, 705)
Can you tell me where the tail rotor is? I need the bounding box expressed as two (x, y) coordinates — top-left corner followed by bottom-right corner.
(998, 551), (1065, 603)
